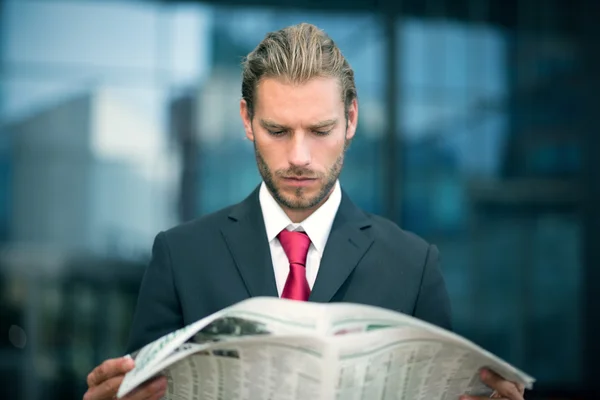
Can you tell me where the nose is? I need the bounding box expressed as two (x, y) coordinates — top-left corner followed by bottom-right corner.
(288, 132), (311, 167)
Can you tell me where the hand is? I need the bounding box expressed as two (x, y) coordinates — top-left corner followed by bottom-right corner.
(83, 356), (167, 400)
(460, 368), (525, 400)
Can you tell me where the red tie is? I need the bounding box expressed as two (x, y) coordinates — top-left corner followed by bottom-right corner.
(278, 230), (311, 301)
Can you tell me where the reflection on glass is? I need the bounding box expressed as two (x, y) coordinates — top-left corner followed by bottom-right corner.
(397, 17), (582, 387)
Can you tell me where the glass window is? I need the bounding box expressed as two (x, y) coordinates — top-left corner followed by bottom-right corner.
(397, 16), (583, 387)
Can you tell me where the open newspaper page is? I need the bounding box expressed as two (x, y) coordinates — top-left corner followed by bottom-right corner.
(330, 327), (534, 400)
(119, 312), (228, 397)
(118, 298), (535, 400)
(161, 335), (334, 400)
(118, 297), (330, 399)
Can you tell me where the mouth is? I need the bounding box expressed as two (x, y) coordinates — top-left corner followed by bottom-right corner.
(282, 177), (317, 187)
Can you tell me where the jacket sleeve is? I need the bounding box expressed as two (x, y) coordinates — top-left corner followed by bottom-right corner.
(126, 232), (184, 354)
(413, 244), (453, 331)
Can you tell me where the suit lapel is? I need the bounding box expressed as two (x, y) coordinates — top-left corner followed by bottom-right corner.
(220, 187), (279, 298)
(309, 192), (374, 303)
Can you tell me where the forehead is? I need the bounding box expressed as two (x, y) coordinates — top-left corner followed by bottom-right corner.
(254, 77), (343, 120)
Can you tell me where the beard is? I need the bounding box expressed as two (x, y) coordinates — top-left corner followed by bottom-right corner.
(254, 141), (346, 211)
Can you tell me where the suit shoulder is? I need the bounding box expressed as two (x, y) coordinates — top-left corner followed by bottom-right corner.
(161, 204), (235, 240)
(367, 213), (431, 253)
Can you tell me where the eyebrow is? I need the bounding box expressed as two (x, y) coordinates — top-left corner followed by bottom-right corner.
(259, 118), (338, 131)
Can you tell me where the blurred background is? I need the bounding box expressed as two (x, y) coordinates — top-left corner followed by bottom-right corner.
(0, 0), (598, 399)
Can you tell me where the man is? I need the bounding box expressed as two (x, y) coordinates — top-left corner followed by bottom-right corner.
(83, 23), (525, 400)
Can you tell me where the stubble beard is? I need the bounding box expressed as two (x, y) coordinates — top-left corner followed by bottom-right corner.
(254, 141), (345, 211)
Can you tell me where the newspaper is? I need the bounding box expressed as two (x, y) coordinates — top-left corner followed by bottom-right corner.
(117, 297), (535, 400)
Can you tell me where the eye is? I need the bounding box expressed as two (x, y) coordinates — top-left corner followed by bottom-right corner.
(268, 130), (286, 136)
(314, 130), (331, 136)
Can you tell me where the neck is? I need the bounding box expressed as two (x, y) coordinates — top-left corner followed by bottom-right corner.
(285, 206), (320, 224)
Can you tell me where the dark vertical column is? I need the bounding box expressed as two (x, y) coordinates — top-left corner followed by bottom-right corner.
(581, 0), (600, 395)
(0, 0), (6, 245)
(382, 1), (400, 224)
(170, 94), (199, 222)
(0, 0), (4, 84)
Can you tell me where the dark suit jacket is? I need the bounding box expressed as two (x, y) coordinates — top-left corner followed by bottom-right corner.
(127, 186), (452, 353)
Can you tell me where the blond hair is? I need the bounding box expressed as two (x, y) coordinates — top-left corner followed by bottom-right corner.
(241, 23), (357, 120)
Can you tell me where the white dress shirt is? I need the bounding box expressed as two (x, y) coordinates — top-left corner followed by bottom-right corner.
(259, 180), (342, 296)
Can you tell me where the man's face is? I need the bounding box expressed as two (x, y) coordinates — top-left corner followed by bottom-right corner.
(240, 77), (358, 213)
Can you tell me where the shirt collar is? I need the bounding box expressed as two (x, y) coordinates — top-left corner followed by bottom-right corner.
(259, 180), (342, 254)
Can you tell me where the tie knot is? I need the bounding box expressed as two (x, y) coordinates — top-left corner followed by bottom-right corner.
(278, 230), (311, 266)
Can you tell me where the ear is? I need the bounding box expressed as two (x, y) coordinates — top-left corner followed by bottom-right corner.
(240, 99), (254, 142)
(345, 98), (358, 141)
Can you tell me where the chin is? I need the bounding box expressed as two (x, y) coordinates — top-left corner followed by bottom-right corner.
(283, 192), (323, 209)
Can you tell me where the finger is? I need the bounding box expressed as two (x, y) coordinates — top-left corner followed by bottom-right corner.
(83, 375), (125, 400)
(87, 357), (135, 387)
(122, 375), (168, 400)
(479, 369), (524, 400)
(460, 397), (508, 400)
(125, 376), (167, 400)
(517, 383), (525, 395)
(146, 388), (168, 400)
